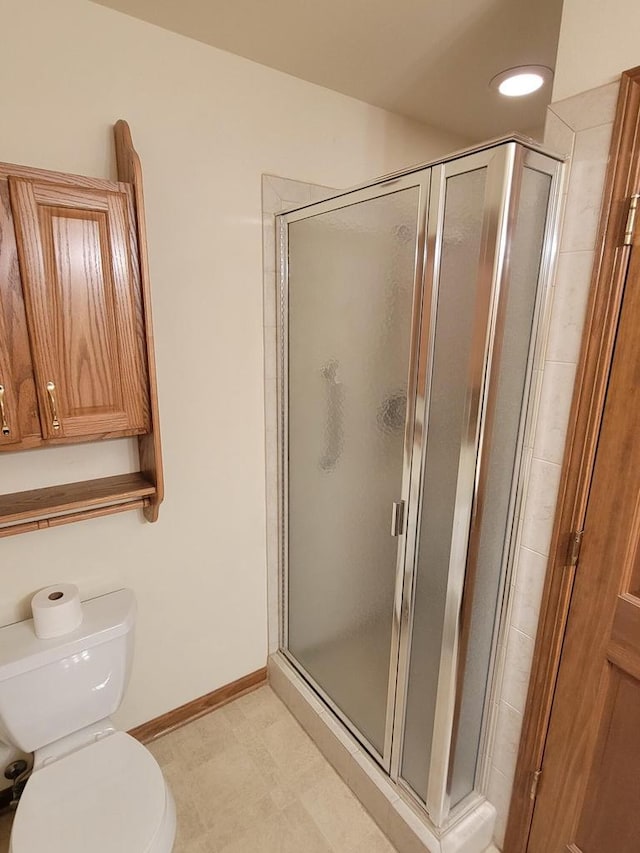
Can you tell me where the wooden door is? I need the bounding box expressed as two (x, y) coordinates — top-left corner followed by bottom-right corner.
(526, 196), (640, 849)
(9, 178), (149, 441)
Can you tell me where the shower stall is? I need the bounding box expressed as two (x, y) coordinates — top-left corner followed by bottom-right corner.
(275, 138), (561, 829)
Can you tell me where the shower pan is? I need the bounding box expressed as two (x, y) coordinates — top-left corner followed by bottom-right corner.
(274, 137), (562, 833)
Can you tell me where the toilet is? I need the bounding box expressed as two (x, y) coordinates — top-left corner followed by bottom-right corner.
(0, 588), (176, 852)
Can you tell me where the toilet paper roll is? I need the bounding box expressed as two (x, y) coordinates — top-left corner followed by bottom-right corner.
(31, 583), (83, 639)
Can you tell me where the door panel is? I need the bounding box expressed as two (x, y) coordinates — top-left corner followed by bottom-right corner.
(528, 224), (640, 851)
(285, 182), (424, 761)
(51, 210), (120, 415)
(449, 163), (553, 808)
(0, 179), (40, 449)
(9, 178), (149, 440)
(0, 284), (22, 447)
(400, 166), (489, 801)
(576, 670), (640, 852)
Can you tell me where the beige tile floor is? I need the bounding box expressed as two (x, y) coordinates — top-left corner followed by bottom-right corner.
(0, 686), (398, 852)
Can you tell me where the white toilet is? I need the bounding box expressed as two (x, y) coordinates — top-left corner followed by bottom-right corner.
(0, 588), (176, 852)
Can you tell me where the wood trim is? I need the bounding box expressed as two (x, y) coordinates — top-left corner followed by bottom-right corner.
(128, 666), (268, 744)
(505, 64), (640, 853)
(0, 497), (150, 539)
(0, 426), (148, 453)
(114, 120), (164, 523)
(0, 161), (122, 192)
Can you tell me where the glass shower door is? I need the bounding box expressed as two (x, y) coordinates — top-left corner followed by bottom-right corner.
(399, 159), (495, 812)
(282, 177), (428, 763)
(394, 145), (558, 825)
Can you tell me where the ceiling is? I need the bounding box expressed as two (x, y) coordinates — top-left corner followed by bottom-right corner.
(93, 0), (564, 141)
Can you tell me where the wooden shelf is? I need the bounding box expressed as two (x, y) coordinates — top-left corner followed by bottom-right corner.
(0, 473), (156, 530)
(0, 122), (163, 536)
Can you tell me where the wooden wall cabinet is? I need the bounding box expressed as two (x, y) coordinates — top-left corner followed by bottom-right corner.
(0, 121), (163, 536)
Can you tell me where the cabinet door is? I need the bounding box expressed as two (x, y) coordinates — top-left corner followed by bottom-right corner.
(0, 178), (41, 450)
(9, 178), (149, 440)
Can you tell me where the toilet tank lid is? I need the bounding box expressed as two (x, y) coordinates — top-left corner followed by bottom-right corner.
(0, 589), (136, 682)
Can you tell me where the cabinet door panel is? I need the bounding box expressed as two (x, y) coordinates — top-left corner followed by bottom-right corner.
(0, 303), (21, 446)
(51, 210), (118, 416)
(0, 179), (40, 449)
(9, 178), (149, 440)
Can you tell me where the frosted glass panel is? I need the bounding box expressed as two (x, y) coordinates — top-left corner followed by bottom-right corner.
(449, 167), (552, 805)
(400, 168), (487, 800)
(287, 187), (420, 756)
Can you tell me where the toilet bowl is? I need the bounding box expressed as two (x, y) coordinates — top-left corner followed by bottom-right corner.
(9, 732), (176, 853)
(0, 589), (176, 852)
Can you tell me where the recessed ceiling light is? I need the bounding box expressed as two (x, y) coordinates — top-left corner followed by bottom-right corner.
(490, 65), (553, 97)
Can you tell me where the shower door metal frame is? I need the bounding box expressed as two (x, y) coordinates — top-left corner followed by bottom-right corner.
(390, 144), (563, 826)
(275, 138), (564, 829)
(473, 147), (564, 805)
(389, 144), (519, 824)
(276, 172), (432, 772)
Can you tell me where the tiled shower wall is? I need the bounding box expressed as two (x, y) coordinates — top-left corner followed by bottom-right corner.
(262, 78), (620, 848)
(486, 80), (619, 848)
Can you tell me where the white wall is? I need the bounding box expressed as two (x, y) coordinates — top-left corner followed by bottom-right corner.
(0, 0), (463, 730)
(553, 0), (640, 101)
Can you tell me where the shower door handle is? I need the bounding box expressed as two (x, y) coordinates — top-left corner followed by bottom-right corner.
(391, 500), (405, 537)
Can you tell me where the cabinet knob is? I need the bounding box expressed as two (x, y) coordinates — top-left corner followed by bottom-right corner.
(0, 384), (10, 436)
(46, 381), (61, 431)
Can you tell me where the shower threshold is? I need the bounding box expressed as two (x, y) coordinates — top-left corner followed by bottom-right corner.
(268, 651), (496, 853)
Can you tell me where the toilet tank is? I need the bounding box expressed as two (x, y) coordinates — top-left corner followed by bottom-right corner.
(0, 589), (136, 753)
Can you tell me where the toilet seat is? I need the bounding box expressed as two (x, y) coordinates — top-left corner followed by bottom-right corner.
(10, 731), (176, 853)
